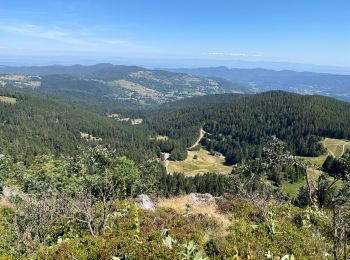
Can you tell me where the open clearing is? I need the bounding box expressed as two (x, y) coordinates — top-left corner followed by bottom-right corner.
(110, 80), (163, 99)
(157, 195), (230, 228)
(168, 148), (232, 176)
(287, 137), (350, 197)
(80, 132), (102, 142)
(282, 169), (322, 198)
(322, 138), (350, 157)
(299, 137), (350, 166)
(108, 114), (143, 125)
(150, 135), (169, 141)
(0, 96), (16, 104)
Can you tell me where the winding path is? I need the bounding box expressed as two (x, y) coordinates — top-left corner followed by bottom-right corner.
(341, 142), (348, 156)
(188, 128), (205, 150)
(323, 138), (349, 157)
(162, 128), (206, 174)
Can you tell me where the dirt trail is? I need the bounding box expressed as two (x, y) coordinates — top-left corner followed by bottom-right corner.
(323, 138), (335, 157)
(341, 142), (349, 156)
(323, 138), (349, 157)
(188, 128), (205, 150)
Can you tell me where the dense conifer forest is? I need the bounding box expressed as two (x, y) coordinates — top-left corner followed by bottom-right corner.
(0, 89), (157, 162)
(144, 91), (350, 164)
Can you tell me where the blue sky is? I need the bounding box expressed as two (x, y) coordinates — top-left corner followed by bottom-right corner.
(0, 0), (349, 68)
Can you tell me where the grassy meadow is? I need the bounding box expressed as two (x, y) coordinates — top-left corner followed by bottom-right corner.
(168, 148), (232, 176)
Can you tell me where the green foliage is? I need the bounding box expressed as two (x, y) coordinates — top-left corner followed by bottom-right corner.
(0, 183), (346, 259)
(145, 91), (350, 163)
(177, 240), (207, 260)
(216, 196), (333, 258)
(0, 89), (156, 163)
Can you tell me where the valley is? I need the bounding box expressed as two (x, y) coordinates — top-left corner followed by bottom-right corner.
(1, 65), (350, 259)
(2, 1), (350, 258)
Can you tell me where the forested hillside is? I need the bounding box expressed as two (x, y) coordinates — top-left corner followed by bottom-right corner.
(144, 91), (350, 163)
(0, 89), (156, 162)
(0, 64), (247, 105)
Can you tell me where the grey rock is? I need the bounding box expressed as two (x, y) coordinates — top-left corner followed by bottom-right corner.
(136, 194), (155, 211)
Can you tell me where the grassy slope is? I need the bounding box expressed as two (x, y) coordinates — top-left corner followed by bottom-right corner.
(168, 148), (232, 176)
(282, 137), (349, 198)
(323, 138), (350, 157)
(299, 138), (350, 167)
(282, 169), (322, 198)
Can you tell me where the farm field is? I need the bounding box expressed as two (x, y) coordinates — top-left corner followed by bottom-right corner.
(168, 148), (232, 176)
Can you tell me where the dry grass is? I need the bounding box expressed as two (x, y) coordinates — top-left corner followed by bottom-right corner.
(323, 138), (350, 157)
(157, 195), (230, 228)
(0, 198), (14, 209)
(0, 96), (16, 104)
(168, 148), (232, 176)
(130, 118), (143, 125)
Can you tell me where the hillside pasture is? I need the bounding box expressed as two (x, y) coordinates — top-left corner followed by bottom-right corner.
(168, 148), (232, 176)
(299, 137), (350, 167)
(323, 138), (350, 157)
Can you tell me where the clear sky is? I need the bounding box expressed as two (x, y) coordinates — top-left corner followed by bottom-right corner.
(0, 0), (349, 68)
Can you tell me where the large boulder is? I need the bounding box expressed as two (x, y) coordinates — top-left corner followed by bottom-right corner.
(136, 194), (155, 212)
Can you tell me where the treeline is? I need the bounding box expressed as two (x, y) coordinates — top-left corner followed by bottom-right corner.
(144, 91), (350, 164)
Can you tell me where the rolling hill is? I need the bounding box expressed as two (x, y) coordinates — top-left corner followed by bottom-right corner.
(0, 64), (247, 105)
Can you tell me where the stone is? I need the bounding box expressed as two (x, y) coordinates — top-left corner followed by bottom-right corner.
(136, 194), (155, 211)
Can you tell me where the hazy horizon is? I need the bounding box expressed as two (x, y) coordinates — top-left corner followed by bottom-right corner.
(1, 0), (350, 73)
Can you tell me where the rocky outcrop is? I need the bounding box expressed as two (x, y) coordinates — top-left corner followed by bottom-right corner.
(136, 194), (156, 212)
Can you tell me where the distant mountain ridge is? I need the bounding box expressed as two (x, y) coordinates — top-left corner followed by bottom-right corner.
(168, 66), (350, 102)
(0, 64), (248, 105)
